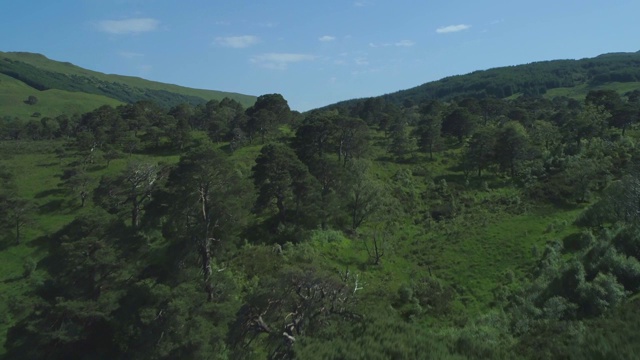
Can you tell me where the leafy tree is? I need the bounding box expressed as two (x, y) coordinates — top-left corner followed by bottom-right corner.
(292, 110), (337, 164)
(530, 120), (560, 151)
(415, 112), (442, 159)
(610, 103), (638, 136)
(463, 126), (497, 178)
(252, 144), (316, 227)
(245, 93), (292, 143)
(169, 115), (192, 150)
(494, 121), (530, 177)
(94, 162), (165, 228)
(161, 144), (250, 301)
(442, 106), (477, 142)
(5, 210), (130, 359)
(388, 118), (414, 159)
(344, 160), (385, 231)
(0, 196), (35, 245)
(60, 166), (93, 207)
(102, 148), (124, 168)
(564, 104), (609, 148)
(585, 89), (623, 114)
(335, 116), (369, 166)
(25, 95), (38, 105)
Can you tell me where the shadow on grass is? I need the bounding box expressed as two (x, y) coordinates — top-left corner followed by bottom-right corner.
(1, 274), (26, 284)
(0, 235), (17, 251)
(34, 188), (65, 199)
(39, 199), (66, 214)
(36, 162), (60, 167)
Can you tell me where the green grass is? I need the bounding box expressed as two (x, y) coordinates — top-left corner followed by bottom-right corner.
(544, 82), (640, 100)
(0, 51), (256, 108)
(0, 73), (123, 121)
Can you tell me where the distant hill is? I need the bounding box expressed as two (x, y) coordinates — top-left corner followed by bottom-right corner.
(324, 51), (640, 110)
(0, 51), (256, 119)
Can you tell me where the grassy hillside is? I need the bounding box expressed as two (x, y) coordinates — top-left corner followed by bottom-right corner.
(0, 51), (256, 109)
(0, 73), (123, 120)
(323, 51), (640, 111)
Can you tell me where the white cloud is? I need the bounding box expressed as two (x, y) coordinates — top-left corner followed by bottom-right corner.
(354, 57), (369, 66)
(119, 51), (144, 59)
(395, 40), (415, 47)
(369, 40), (415, 48)
(354, 1), (368, 7)
(215, 35), (260, 48)
(259, 22), (278, 28)
(251, 53), (315, 70)
(436, 24), (471, 34)
(319, 35), (336, 42)
(97, 18), (159, 35)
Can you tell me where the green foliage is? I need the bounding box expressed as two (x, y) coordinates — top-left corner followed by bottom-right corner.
(5, 83), (640, 359)
(328, 51), (640, 109)
(0, 51), (256, 109)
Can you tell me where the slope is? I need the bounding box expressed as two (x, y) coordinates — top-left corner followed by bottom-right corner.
(323, 51), (640, 110)
(0, 51), (256, 109)
(0, 73), (123, 120)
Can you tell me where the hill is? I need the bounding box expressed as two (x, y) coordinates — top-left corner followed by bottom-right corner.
(0, 73), (123, 120)
(0, 51), (256, 115)
(324, 51), (640, 110)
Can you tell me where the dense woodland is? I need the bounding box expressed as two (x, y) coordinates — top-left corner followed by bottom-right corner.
(3, 60), (640, 359)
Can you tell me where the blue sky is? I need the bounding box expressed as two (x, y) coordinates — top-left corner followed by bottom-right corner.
(2, 0), (639, 111)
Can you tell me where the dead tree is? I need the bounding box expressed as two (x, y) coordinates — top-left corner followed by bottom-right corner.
(363, 229), (385, 265)
(230, 270), (363, 358)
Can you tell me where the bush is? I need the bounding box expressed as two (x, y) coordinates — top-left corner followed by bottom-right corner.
(24, 95), (38, 105)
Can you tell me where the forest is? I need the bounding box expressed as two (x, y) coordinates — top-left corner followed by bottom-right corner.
(329, 51), (640, 108)
(2, 67), (640, 359)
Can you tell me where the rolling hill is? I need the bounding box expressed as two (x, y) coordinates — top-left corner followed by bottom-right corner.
(0, 51), (256, 120)
(324, 51), (640, 110)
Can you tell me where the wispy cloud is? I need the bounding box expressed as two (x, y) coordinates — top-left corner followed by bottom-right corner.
(97, 18), (159, 35)
(118, 51), (144, 59)
(251, 53), (315, 70)
(436, 24), (471, 34)
(354, 57), (369, 66)
(395, 40), (415, 47)
(258, 22), (278, 28)
(319, 35), (336, 42)
(215, 35), (260, 48)
(354, 1), (369, 7)
(369, 40), (415, 48)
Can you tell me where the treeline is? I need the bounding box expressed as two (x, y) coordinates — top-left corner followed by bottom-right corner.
(4, 87), (640, 358)
(0, 94), (297, 151)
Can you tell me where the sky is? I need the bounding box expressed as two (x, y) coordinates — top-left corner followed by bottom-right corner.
(1, 0), (640, 111)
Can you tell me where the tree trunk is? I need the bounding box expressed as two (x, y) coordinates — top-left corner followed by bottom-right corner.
(276, 195), (286, 224)
(200, 236), (214, 301)
(15, 218), (20, 245)
(131, 198), (140, 228)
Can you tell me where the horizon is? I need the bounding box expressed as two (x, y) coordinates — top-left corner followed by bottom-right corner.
(2, 1), (640, 111)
